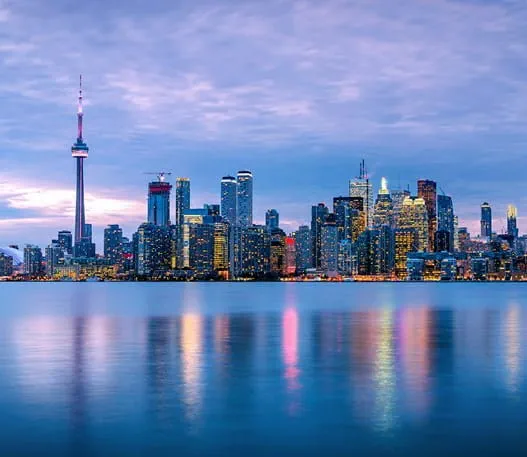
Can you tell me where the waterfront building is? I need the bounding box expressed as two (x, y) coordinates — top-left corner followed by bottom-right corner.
(394, 229), (418, 279)
(221, 176), (237, 225)
(294, 225), (312, 274)
(407, 258), (425, 281)
(437, 194), (455, 249)
(507, 204), (519, 239)
(338, 240), (356, 276)
(24, 245), (43, 276)
(417, 179), (437, 251)
(45, 242), (64, 277)
(440, 257), (457, 280)
(0, 253), (13, 277)
(320, 214), (338, 277)
(373, 177), (393, 228)
(148, 175), (172, 227)
(57, 230), (73, 255)
(240, 225), (270, 277)
(186, 223), (215, 277)
(471, 257), (488, 280)
(237, 171), (253, 228)
(398, 197), (428, 252)
(350, 197), (366, 242)
(311, 203), (329, 269)
(174, 178), (191, 267)
(480, 202), (492, 239)
(265, 209), (280, 232)
(133, 223), (171, 277)
(349, 160), (373, 228)
(213, 222), (230, 277)
(104, 224), (123, 265)
(269, 228), (286, 276)
(453, 216), (460, 251)
(284, 237), (296, 276)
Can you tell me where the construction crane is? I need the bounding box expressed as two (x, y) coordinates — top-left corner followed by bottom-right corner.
(144, 172), (172, 182)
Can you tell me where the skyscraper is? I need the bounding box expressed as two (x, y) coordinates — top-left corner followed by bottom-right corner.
(57, 230), (73, 255)
(437, 194), (455, 251)
(237, 170), (253, 228)
(265, 209), (280, 231)
(398, 196), (428, 252)
(148, 174), (172, 226)
(294, 225), (312, 273)
(311, 203), (329, 269)
(221, 176), (237, 225)
(417, 179), (437, 251)
(507, 204), (519, 239)
(320, 214), (338, 276)
(24, 245), (43, 276)
(175, 178), (191, 227)
(349, 160), (373, 228)
(391, 187), (411, 227)
(394, 229), (418, 279)
(333, 196), (352, 241)
(133, 223), (171, 277)
(480, 202), (492, 239)
(71, 76), (89, 245)
(373, 177), (393, 228)
(104, 224), (123, 265)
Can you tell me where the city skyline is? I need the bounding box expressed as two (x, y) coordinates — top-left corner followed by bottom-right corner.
(1, 0), (527, 248)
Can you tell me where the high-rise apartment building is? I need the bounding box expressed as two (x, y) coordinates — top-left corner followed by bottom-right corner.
(417, 179), (437, 251)
(58, 230), (73, 255)
(311, 203), (329, 269)
(237, 171), (253, 228)
(294, 225), (312, 273)
(333, 196), (352, 242)
(133, 223), (171, 277)
(480, 202), (492, 239)
(175, 178), (191, 226)
(221, 176), (237, 225)
(507, 204), (519, 239)
(104, 224), (123, 265)
(24, 245), (43, 276)
(320, 213), (338, 276)
(437, 194), (454, 250)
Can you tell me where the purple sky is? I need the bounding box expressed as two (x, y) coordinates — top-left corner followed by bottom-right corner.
(1, 0), (527, 249)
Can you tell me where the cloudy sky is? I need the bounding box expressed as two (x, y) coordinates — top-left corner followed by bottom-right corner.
(1, 0), (526, 249)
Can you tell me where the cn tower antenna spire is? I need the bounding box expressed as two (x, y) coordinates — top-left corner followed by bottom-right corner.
(77, 74), (83, 141)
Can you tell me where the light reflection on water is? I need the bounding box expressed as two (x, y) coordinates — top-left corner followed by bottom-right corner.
(0, 283), (527, 455)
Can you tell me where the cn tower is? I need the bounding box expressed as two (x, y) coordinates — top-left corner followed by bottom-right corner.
(71, 75), (89, 244)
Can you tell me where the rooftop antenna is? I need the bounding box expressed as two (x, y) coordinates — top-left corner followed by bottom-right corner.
(144, 172), (172, 182)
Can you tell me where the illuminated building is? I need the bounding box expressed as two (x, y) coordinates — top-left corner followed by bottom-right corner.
(294, 225), (312, 273)
(338, 239), (356, 275)
(437, 194), (454, 249)
(398, 196), (428, 252)
(320, 213), (338, 276)
(237, 170), (253, 228)
(45, 242), (64, 277)
(480, 202), (492, 239)
(333, 196), (352, 241)
(24, 245), (43, 277)
(457, 227), (470, 252)
(507, 204), (518, 239)
(471, 257), (488, 280)
(104, 224), (123, 265)
(373, 177), (393, 228)
(221, 176), (237, 225)
(213, 222), (230, 276)
(407, 258), (424, 281)
(133, 223), (171, 277)
(175, 178), (191, 267)
(350, 197), (366, 242)
(349, 160), (373, 227)
(357, 226), (394, 275)
(391, 188), (411, 227)
(284, 237), (296, 276)
(265, 209), (280, 231)
(148, 176), (172, 227)
(187, 224), (215, 277)
(453, 216), (459, 251)
(394, 229), (418, 279)
(311, 203), (329, 269)
(0, 253), (14, 276)
(440, 257), (457, 280)
(417, 179), (437, 251)
(241, 225), (270, 277)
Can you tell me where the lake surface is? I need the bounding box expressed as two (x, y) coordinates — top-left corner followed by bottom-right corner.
(1, 282), (527, 456)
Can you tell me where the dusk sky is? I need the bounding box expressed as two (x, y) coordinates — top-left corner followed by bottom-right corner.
(1, 0), (527, 248)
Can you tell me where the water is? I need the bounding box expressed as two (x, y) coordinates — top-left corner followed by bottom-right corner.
(0, 282), (527, 456)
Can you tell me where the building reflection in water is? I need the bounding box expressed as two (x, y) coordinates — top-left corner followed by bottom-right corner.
(372, 308), (396, 432)
(399, 307), (431, 421)
(180, 312), (203, 426)
(504, 303), (521, 394)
